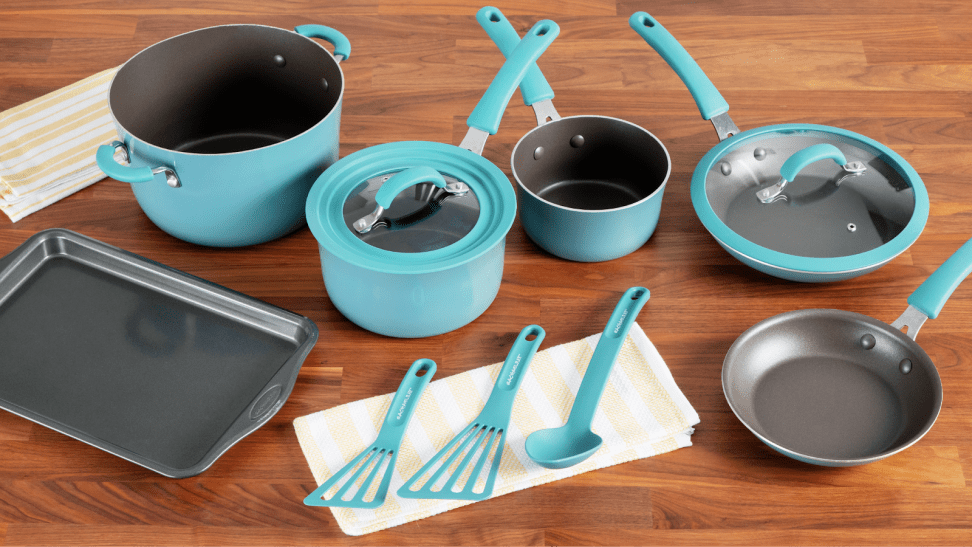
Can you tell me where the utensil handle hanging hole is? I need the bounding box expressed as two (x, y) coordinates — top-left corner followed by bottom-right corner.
(641, 15), (654, 28)
(488, 11), (501, 22)
(524, 325), (544, 341)
(535, 25), (550, 36)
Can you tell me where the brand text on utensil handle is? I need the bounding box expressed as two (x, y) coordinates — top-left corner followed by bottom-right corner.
(397, 388), (413, 420)
(507, 355), (522, 385)
(614, 310), (629, 334)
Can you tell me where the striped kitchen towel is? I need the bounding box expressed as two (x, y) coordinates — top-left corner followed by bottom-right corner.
(0, 67), (119, 222)
(294, 322), (699, 536)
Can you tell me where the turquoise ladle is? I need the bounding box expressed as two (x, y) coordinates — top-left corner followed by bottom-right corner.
(525, 287), (650, 469)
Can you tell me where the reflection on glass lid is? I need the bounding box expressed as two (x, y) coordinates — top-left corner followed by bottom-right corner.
(705, 132), (915, 259)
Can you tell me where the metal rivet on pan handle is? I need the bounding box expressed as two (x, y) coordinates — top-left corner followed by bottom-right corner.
(97, 141), (181, 188)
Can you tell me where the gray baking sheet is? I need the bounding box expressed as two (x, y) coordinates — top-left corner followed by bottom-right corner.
(0, 229), (318, 477)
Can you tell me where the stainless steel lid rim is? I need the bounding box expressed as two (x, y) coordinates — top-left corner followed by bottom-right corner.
(107, 24), (345, 158)
(509, 114), (672, 214)
(692, 123), (929, 274)
(307, 142), (517, 275)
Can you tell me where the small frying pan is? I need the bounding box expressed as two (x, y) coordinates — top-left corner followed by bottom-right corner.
(477, 7), (671, 262)
(630, 12), (929, 282)
(723, 237), (972, 466)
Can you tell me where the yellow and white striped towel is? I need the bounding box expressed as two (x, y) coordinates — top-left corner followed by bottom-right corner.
(294, 322), (699, 536)
(0, 67), (119, 222)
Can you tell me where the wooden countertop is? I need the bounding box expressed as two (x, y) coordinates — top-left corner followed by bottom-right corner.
(2, 0), (971, 545)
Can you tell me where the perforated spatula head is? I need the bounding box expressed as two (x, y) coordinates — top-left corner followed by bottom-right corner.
(397, 324), (545, 501)
(303, 358), (435, 509)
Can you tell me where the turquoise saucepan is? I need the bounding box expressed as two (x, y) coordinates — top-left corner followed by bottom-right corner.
(630, 12), (928, 282)
(478, 7), (671, 263)
(306, 18), (560, 338)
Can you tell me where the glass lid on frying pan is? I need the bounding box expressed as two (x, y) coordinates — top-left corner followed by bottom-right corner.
(703, 129), (917, 259)
(342, 166), (481, 253)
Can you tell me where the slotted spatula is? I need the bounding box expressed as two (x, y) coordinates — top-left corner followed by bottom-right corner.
(397, 324), (545, 501)
(303, 358), (436, 509)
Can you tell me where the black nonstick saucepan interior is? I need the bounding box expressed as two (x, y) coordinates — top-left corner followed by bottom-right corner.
(723, 237), (972, 466)
(476, 7), (671, 262)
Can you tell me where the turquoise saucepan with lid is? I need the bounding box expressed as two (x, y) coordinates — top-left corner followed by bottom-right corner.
(631, 12), (928, 282)
(306, 18), (559, 338)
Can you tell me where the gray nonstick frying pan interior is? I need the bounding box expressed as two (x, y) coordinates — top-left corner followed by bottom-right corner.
(723, 237), (972, 466)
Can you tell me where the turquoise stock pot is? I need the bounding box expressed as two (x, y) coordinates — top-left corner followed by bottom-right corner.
(306, 20), (559, 338)
(96, 24), (351, 247)
(631, 13), (929, 282)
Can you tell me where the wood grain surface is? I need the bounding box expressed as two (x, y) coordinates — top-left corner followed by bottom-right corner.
(1, 0), (971, 545)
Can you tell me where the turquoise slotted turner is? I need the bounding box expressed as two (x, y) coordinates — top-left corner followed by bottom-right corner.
(397, 324), (545, 501)
(303, 358), (435, 509)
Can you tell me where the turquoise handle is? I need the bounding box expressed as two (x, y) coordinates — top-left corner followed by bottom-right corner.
(481, 325), (545, 413)
(568, 287), (650, 428)
(374, 166), (446, 209)
(96, 142), (154, 183)
(466, 19), (559, 134)
(376, 359), (436, 440)
(476, 6), (555, 106)
(628, 12), (729, 121)
(780, 143), (847, 182)
(907, 237), (972, 320)
(294, 24), (351, 61)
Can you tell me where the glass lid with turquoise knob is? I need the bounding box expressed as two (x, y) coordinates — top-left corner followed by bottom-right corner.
(705, 136), (918, 259)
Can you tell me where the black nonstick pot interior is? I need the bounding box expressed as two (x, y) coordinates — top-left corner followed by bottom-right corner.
(109, 25), (342, 154)
(512, 116), (669, 210)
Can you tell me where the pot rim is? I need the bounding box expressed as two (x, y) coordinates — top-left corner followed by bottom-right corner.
(306, 141), (516, 275)
(107, 23), (345, 158)
(692, 123), (929, 275)
(510, 114), (672, 213)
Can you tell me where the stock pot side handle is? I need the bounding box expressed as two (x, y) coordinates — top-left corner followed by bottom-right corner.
(295, 25), (351, 62)
(96, 141), (181, 188)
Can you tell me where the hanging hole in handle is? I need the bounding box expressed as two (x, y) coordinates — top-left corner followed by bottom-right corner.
(415, 367), (428, 377)
(489, 12), (501, 22)
(641, 15), (654, 28)
(525, 333), (537, 341)
(632, 289), (647, 300)
(535, 25), (550, 36)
